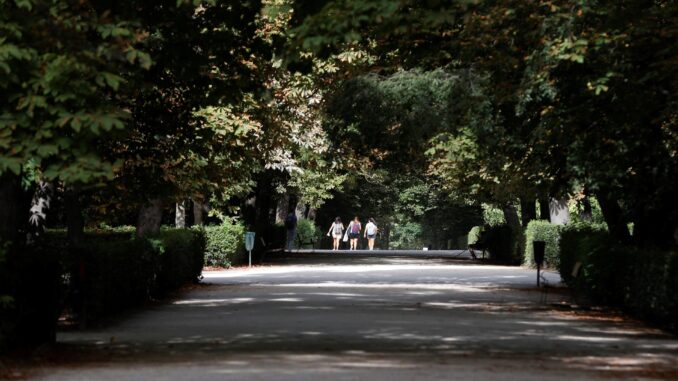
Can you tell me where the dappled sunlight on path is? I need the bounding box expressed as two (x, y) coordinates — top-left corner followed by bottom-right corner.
(24, 256), (678, 380)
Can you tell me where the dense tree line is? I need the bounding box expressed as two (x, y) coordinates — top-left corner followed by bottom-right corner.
(290, 0), (678, 248)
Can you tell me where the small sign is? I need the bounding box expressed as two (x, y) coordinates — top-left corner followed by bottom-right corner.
(245, 232), (256, 251)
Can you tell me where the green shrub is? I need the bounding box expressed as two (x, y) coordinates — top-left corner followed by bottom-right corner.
(296, 219), (320, 248)
(67, 227), (205, 324)
(484, 224), (519, 263)
(391, 222), (424, 249)
(558, 222), (609, 284)
(558, 225), (678, 332)
(153, 228), (206, 293)
(524, 220), (561, 268)
(70, 237), (160, 321)
(467, 226), (482, 245)
(204, 220), (246, 267)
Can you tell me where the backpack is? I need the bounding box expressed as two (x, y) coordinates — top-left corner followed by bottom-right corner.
(351, 222), (360, 234)
(366, 223), (377, 235)
(333, 223), (343, 235)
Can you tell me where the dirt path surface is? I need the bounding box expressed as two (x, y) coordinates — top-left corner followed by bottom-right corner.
(15, 255), (678, 380)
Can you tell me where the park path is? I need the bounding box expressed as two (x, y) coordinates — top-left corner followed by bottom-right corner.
(22, 254), (678, 380)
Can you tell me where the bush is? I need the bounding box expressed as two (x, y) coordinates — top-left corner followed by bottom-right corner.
(0, 242), (61, 350)
(67, 227), (205, 324)
(484, 224), (519, 263)
(558, 222), (609, 284)
(69, 237), (160, 321)
(296, 219), (320, 248)
(391, 222), (424, 249)
(204, 220), (246, 267)
(524, 220), (561, 268)
(153, 228), (206, 292)
(558, 224), (678, 332)
(467, 226), (482, 245)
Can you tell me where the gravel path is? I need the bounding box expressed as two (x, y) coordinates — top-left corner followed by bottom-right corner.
(16, 255), (678, 380)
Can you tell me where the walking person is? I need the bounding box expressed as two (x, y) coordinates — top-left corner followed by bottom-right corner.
(347, 216), (361, 250)
(364, 218), (378, 250)
(284, 212), (297, 252)
(326, 217), (344, 251)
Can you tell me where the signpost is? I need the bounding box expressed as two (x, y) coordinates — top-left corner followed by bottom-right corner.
(245, 231), (255, 268)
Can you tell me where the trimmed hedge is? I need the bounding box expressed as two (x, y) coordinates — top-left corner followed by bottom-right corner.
(558, 223), (678, 332)
(558, 222), (609, 284)
(153, 229), (206, 293)
(523, 220), (561, 268)
(484, 224), (519, 263)
(0, 243), (61, 350)
(1, 227), (207, 350)
(67, 228), (206, 324)
(204, 220), (246, 267)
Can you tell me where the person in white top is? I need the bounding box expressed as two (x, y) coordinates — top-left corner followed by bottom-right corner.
(364, 218), (378, 250)
(326, 216), (344, 250)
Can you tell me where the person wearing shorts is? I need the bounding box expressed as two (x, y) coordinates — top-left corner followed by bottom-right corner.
(326, 217), (344, 250)
(364, 218), (378, 250)
(347, 216), (361, 250)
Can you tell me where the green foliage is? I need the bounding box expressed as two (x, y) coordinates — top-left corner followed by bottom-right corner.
(70, 238), (160, 321)
(0, 242), (60, 351)
(66, 228), (205, 323)
(467, 226), (481, 245)
(523, 220), (561, 269)
(558, 222), (609, 285)
(390, 222), (424, 250)
(296, 219), (321, 248)
(152, 229), (206, 292)
(204, 220), (246, 268)
(560, 228), (678, 331)
(0, 1), (149, 183)
(484, 224), (519, 264)
(482, 204), (506, 227)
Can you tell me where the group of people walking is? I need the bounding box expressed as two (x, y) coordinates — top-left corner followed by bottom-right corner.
(327, 216), (378, 251)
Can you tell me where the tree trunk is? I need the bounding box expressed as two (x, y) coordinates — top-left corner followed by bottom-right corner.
(502, 204), (521, 232)
(275, 194), (289, 224)
(596, 192), (631, 243)
(193, 200), (204, 226)
(175, 201), (186, 228)
(579, 197), (593, 221)
(520, 198), (536, 227)
(27, 181), (54, 242)
(538, 198), (551, 222)
(295, 202), (306, 220)
(137, 199), (163, 237)
(0, 173), (23, 245)
(549, 198), (571, 225)
(64, 187), (85, 246)
(307, 206), (317, 221)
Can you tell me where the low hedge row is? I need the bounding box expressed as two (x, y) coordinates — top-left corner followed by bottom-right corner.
(523, 220), (561, 268)
(68, 228), (206, 323)
(1, 227), (207, 350)
(204, 220), (246, 268)
(558, 223), (678, 331)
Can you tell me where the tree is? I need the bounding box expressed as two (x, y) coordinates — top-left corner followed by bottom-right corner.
(0, 0), (149, 244)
